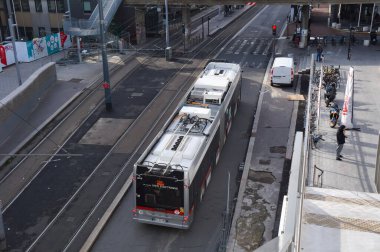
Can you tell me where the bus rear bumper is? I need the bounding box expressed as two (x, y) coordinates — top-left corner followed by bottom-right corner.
(134, 216), (190, 229)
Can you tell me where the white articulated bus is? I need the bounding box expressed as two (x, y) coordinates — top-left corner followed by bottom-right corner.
(133, 61), (241, 229)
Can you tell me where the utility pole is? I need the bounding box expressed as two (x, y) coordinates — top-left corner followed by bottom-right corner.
(164, 0), (171, 60)
(164, 0), (169, 48)
(99, 0), (112, 111)
(6, 0), (22, 86)
(0, 203), (6, 250)
(207, 16), (210, 36)
(201, 16), (204, 40)
(272, 24), (277, 55)
(66, 0), (72, 23)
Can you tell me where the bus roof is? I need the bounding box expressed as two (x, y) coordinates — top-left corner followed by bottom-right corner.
(141, 62), (240, 173)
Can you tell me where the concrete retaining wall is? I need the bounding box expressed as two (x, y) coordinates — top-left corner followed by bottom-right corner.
(0, 62), (57, 146)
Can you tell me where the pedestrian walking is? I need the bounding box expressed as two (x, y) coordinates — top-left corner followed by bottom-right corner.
(316, 44), (323, 62)
(336, 125), (347, 160)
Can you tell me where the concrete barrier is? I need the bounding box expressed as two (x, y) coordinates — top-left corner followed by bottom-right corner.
(0, 62), (57, 147)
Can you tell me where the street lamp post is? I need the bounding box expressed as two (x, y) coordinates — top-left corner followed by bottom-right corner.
(99, 0), (112, 111)
(164, 0), (172, 60)
(6, 0), (22, 86)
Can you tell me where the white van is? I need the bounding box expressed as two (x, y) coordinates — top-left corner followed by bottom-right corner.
(270, 57), (294, 86)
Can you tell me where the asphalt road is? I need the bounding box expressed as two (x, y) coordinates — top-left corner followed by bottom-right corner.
(2, 5), (267, 252)
(92, 5), (291, 252)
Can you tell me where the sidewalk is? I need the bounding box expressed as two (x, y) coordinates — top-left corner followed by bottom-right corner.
(307, 5), (380, 193)
(229, 4), (380, 251)
(311, 44), (379, 192)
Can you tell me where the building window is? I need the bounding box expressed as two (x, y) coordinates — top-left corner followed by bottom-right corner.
(48, 0), (65, 13)
(83, 1), (92, 14)
(35, 0), (43, 12)
(19, 27), (34, 40)
(51, 28), (59, 34)
(26, 27), (34, 40)
(47, 0), (56, 12)
(56, 0), (65, 13)
(38, 27), (46, 37)
(21, 0), (30, 12)
(14, 1), (21, 11)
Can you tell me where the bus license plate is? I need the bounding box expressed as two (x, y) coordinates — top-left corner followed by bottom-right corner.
(154, 218), (166, 223)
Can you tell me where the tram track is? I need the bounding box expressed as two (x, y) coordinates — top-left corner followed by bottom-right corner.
(0, 55), (148, 211)
(1, 5), (265, 251)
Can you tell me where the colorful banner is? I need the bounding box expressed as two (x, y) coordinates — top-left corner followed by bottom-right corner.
(15, 41), (34, 62)
(341, 67), (354, 128)
(1, 32), (71, 67)
(46, 33), (60, 55)
(59, 31), (72, 49)
(30, 37), (48, 60)
(0, 43), (15, 67)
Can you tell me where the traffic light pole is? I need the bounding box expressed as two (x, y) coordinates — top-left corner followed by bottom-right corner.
(272, 24), (277, 56)
(99, 0), (112, 111)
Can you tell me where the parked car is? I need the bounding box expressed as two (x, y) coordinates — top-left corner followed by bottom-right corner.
(270, 57), (295, 86)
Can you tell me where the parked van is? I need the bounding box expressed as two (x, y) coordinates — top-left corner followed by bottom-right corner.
(270, 57), (294, 86)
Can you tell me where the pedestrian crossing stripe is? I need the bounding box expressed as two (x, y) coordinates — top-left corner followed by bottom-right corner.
(225, 38), (273, 56)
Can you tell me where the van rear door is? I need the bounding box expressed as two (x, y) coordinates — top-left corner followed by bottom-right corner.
(272, 66), (291, 84)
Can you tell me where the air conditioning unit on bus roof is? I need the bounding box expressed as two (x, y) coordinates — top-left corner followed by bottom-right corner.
(203, 90), (223, 105)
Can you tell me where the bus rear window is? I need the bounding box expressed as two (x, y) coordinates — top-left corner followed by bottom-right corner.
(136, 168), (184, 210)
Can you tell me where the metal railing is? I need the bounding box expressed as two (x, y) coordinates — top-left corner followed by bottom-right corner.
(63, 0), (123, 36)
(375, 132), (380, 193)
(313, 165), (324, 187)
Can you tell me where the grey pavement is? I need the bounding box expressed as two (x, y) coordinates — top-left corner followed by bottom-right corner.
(311, 44), (380, 192)
(229, 4), (380, 251)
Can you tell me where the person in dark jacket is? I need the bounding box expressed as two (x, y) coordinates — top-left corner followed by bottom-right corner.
(316, 44), (323, 62)
(336, 125), (347, 160)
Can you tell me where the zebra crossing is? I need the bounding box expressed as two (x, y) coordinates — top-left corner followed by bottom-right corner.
(225, 38), (274, 56)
